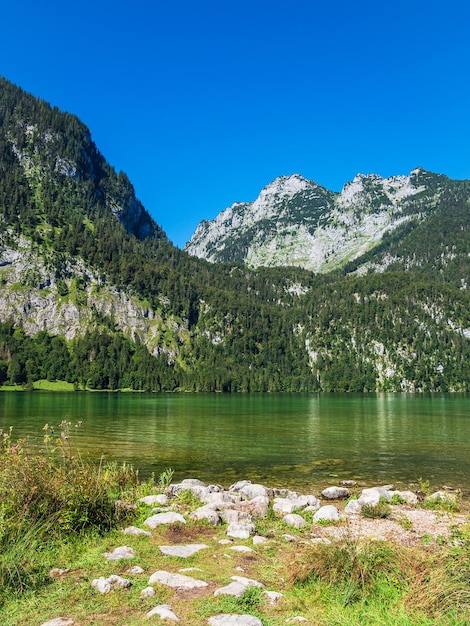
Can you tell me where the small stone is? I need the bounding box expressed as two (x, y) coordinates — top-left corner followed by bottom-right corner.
(127, 565), (145, 575)
(179, 567), (203, 572)
(340, 480), (357, 486)
(344, 499), (362, 515)
(286, 617), (308, 623)
(390, 490), (419, 505)
(214, 581), (247, 597)
(159, 544), (208, 558)
(229, 545), (255, 553)
(263, 590), (283, 603)
(91, 577), (111, 594)
(140, 494), (169, 506)
(231, 575), (264, 588)
(48, 568), (70, 577)
(220, 509), (253, 524)
(282, 534), (297, 542)
(239, 483), (270, 500)
(321, 486), (349, 499)
(235, 495), (270, 518)
(140, 586), (156, 598)
(146, 605), (180, 621)
(218, 539), (233, 545)
(103, 546), (135, 560)
(229, 480), (253, 492)
(107, 574), (132, 589)
(226, 521), (256, 539)
(148, 570), (208, 590)
(208, 615), (263, 626)
(144, 512), (186, 529)
(253, 535), (268, 545)
(283, 513), (306, 529)
(313, 505), (340, 522)
(40, 619), (74, 626)
(121, 526), (152, 537)
(190, 506), (221, 525)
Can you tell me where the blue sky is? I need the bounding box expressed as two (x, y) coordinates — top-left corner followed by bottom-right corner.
(2, 1), (469, 247)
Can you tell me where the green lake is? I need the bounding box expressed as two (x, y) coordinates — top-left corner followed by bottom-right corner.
(1, 392), (469, 492)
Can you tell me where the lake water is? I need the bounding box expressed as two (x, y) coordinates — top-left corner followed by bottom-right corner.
(0, 392), (469, 492)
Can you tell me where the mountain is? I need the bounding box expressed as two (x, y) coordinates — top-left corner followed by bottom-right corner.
(185, 169), (468, 276)
(0, 76), (469, 393)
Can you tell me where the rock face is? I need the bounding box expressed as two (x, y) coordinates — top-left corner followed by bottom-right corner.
(185, 168), (443, 273)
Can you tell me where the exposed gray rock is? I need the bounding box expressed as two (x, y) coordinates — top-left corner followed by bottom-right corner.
(146, 605), (180, 621)
(140, 586), (156, 598)
(91, 575), (132, 593)
(263, 590), (283, 604)
(344, 499), (363, 515)
(229, 545), (255, 553)
(358, 487), (391, 506)
(121, 526), (152, 537)
(229, 480), (253, 492)
(103, 546), (135, 561)
(390, 490), (419, 505)
(231, 575), (264, 588)
(426, 491), (458, 506)
(235, 495), (270, 518)
(239, 483), (270, 500)
(127, 565), (145, 575)
(202, 491), (239, 507)
(148, 570), (208, 590)
(253, 535), (268, 545)
(214, 581), (247, 597)
(208, 615), (263, 626)
(283, 513), (306, 529)
(226, 521), (256, 539)
(159, 544), (208, 558)
(321, 486), (349, 499)
(189, 506), (221, 525)
(40, 619), (74, 626)
(140, 494), (169, 506)
(286, 617), (308, 623)
(220, 509), (253, 524)
(313, 505), (340, 522)
(144, 512), (186, 529)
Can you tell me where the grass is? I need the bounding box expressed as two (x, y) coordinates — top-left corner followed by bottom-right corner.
(1, 429), (470, 625)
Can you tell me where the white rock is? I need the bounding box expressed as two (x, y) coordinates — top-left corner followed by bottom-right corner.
(208, 615), (263, 626)
(91, 575), (131, 593)
(146, 604), (180, 621)
(214, 581), (247, 597)
(121, 526), (152, 537)
(253, 535), (268, 545)
(159, 544), (208, 558)
(220, 509), (253, 524)
(148, 570), (208, 590)
(239, 483), (269, 500)
(231, 575), (264, 588)
(226, 521), (256, 539)
(282, 514), (306, 529)
(390, 490), (419, 505)
(144, 512), (186, 529)
(103, 546), (135, 560)
(358, 487), (391, 506)
(140, 494), (169, 506)
(140, 586), (156, 598)
(313, 505), (340, 522)
(426, 491), (457, 505)
(229, 480), (252, 492)
(263, 590), (283, 603)
(344, 499), (362, 515)
(321, 486), (349, 499)
(127, 565), (145, 575)
(235, 495), (270, 518)
(286, 617), (308, 623)
(40, 619), (74, 626)
(190, 506), (221, 524)
(229, 545), (255, 553)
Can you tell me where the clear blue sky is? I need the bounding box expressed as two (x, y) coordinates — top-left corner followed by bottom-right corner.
(2, 1), (469, 247)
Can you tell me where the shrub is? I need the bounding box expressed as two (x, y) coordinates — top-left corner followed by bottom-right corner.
(361, 498), (392, 519)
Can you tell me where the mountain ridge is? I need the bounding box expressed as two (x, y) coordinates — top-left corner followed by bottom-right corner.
(185, 167), (457, 273)
(0, 75), (469, 393)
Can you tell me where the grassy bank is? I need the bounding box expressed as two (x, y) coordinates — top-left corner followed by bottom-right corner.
(1, 430), (470, 625)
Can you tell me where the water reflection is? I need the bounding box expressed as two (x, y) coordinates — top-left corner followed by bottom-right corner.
(0, 392), (469, 490)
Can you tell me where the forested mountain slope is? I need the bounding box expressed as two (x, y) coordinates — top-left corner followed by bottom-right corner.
(186, 170), (470, 284)
(0, 76), (469, 392)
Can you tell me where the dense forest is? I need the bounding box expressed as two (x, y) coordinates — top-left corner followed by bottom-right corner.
(0, 76), (469, 392)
